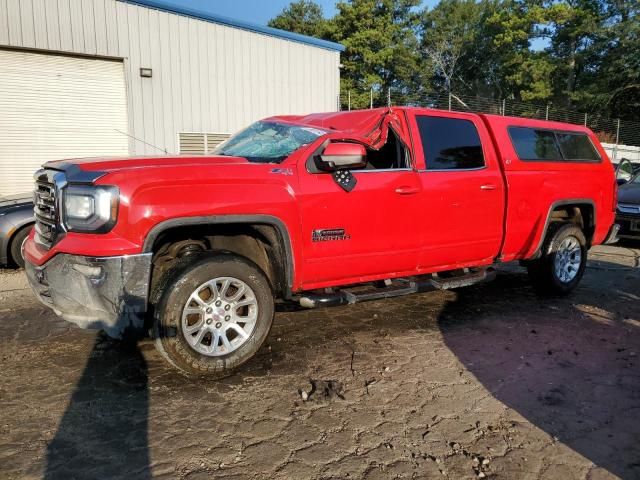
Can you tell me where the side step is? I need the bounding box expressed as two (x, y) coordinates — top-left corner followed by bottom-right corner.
(299, 267), (496, 309)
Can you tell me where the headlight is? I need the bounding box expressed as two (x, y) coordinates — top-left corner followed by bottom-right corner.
(63, 185), (119, 232)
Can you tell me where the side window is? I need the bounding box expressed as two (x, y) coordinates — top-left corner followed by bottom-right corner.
(556, 133), (600, 161)
(416, 116), (484, 170)
(509, 127), (561, 160)
(363, 128), (409, 170)
(508, 127), (601, 162)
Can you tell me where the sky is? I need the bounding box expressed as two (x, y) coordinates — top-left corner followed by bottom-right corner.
(175, 0), (439, 25)
(174, 0), (548, 50)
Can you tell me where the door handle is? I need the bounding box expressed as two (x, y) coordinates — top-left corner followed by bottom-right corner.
(394, 186), (420, 195)
(480, 184), (497, 191)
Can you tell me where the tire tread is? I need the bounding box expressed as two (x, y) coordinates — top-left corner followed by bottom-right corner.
(527, 222), (587, 296)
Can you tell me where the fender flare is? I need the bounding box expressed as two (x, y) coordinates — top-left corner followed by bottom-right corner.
(142, 214), (295, 298)
(530, 198), (596, 259)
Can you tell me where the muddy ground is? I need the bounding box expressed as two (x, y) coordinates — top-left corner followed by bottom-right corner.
(1, 244), (639, 480)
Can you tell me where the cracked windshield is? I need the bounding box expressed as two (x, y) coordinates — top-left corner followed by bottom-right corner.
(213, 121), (326, 163)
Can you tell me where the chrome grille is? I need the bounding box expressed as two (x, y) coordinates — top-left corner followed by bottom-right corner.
(33, 169), (62, 248)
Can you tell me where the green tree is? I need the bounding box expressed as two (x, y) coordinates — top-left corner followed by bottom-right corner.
(333, 0), (425, 108)
(268, 0), (332, 39)
(484, 0), (555, 102)
(543, 0), (607, 107)
(269, 0), (639, 122)
(421, 0), (555, 103)
(420, 0), (489, 95)
(600, 0), (640, 120)
(575, 0), (640, 119)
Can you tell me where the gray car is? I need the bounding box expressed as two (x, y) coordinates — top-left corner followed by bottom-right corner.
(0, 194), (34, 268)
(617, 173), (640, 241)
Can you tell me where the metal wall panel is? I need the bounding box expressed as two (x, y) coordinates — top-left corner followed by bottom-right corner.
(0, 0), (341, 160)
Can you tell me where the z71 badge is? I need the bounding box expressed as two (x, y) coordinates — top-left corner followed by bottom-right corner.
(312, 228), (351, 242)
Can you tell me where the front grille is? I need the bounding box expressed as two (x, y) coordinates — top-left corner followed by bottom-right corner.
(33, 169), (62, 248)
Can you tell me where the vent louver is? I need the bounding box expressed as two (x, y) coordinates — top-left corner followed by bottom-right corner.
(179, 133), (230, 155)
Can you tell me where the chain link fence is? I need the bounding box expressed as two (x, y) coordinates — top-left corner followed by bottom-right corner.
(338, 90), (640, 148)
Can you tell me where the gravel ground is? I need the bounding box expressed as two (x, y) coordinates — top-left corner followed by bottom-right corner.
(0, 244), (639, 480)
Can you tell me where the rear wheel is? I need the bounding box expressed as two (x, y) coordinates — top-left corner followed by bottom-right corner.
(527, 223), (587, 296)
(9, 225), (32, 269)
(152, 253), (274, 377)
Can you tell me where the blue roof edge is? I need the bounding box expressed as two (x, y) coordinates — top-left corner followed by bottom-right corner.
(121, 0), (345, 52)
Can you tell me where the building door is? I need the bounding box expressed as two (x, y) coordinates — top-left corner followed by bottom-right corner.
(0, 49), (129, 197)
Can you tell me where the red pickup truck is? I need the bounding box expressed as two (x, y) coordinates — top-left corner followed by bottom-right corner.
(24, 107), (619, 377)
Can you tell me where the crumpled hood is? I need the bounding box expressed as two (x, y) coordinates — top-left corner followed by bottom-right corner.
(45, 154), (250, 174)
(618, 182), (640, 204)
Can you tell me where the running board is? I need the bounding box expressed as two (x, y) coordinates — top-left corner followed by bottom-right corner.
(299, 267), (496, 309)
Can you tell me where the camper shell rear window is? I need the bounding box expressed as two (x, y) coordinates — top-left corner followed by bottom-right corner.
(508, 127), (601, 162)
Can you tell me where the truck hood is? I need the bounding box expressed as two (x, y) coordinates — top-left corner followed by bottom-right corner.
(46, 155), (250, 174)
(618, 182), (640, 204)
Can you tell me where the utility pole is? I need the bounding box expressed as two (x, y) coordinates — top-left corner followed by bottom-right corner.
(613, 118), (621, 161)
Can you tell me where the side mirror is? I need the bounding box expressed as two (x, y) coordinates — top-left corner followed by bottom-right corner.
(317, 142), (367, 171)
(617, 178), (629, 186)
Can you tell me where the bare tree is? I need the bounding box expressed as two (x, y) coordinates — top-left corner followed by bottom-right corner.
(424, 35), (463, 94)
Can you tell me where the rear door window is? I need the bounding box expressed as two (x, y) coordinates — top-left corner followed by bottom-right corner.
(416, 116), (484, 170)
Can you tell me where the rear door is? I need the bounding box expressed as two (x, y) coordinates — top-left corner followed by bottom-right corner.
(407, 110), (505, 269)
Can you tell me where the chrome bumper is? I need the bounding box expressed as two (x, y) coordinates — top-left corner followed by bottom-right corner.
(25, 253), (152, 338)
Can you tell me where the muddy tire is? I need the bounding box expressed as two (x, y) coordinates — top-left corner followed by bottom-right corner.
(9, 225), (32, 269)
(152, 253), (274, 377)
(527, 223), (587, 296)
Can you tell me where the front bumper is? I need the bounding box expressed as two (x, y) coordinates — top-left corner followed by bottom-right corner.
(615, 214), (640, 240)
(604, 223), (621, 244)
(25, 253), (152, 338)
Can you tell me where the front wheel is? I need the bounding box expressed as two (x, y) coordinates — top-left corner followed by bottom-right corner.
(527, 223), (588, 296)
(10, 225), (32, 268)
(152, 253), (274, 377)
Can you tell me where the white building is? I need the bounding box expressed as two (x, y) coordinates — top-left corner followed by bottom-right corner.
(0, 0), (343, 196)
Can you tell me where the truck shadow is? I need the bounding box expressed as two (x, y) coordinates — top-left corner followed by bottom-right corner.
(44, 334), (150, 480)
(437, 264), (640, 479)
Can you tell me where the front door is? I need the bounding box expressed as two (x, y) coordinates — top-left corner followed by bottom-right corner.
(297, 132), (423, 289)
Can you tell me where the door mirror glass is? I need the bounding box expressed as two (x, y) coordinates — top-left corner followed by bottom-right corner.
(616, 158), (634, 183)
(317, 142), (367, 171)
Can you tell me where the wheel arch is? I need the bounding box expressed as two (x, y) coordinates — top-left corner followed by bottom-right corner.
(143, 215), (295, 298)
(3, 218), (35, 266)
(530, 199), (596, 259)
